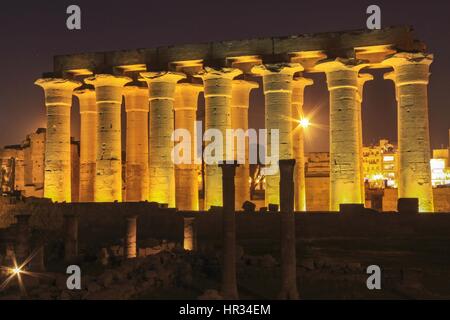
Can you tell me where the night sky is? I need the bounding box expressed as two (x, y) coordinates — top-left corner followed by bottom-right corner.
(0, 0), (448, 152)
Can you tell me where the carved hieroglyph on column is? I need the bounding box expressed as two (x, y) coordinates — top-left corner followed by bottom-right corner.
(196, 68), (242, 210)
(316, 59), (367, 211)
(124, 85), (149, 202)
(173, 83), (203, 210)
(384, 53), (434, 212)
(291, 77), (313, 212)
(356, 74), (373, 204)
(140, 72), (186, 207)
(252, 63), (303, 208)
(74, 88), (97, 202)
(85, 74), (131, 202)
(35, 78), (81, 203)
(231, 80), (258, 209)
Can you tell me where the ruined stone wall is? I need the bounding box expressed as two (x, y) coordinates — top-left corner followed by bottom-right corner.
(305, 176), (330, 211)
(434, 188), (450, 213)
(2, 202), (448, 252)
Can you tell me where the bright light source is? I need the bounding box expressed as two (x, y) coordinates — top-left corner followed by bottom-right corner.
(11, 267), (22, 275)
(299, 118), (310, 129)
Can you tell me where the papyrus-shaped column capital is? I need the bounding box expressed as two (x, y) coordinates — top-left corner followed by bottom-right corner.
(174, 83), (203, 111)
(252, 63), (303, 93)
(140, 72), (186, 100)
(123, 85), (149, 112)
(74, 87), (97, 113)
(85, 74), (131, 103)
(383, 52), (433, 86)
(35, 78), (81, 106)
(292, 76), (313, 103)
(196, 67), (242, 98)
(231, 80), (259, 108)
(316, 59), (369, 90)
(356, 73), (374, 102)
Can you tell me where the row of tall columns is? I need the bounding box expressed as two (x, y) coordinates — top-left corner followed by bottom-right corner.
(74, 88), (97, 202)
(141, 72), (186, 207)
(384, 53), (434, 212)
(292, 77), (313, 211)
(123, 85), (149, 202)
(316, 59), (367, 211)
(35, 52), (434, 213)
(197, 68), (242, 210)
(173, 83), (203, 211)
(252, 63), (303, 207)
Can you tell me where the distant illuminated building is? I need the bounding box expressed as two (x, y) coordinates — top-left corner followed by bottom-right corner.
(362, 139), (397, 189)
(430, 149), (450, 187)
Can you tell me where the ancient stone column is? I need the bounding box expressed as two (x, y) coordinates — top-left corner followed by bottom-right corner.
(173, 83), (203, 210)
(74, 88), (97, 202)
(196, 68), (242, 210)
(251, 64), (303, 208)
(278, 159), (299, 299)
(356, 74), (373, 203)
(383, 53), (434, 212)
(140, 72), (186, 207)
(124, 85), (149, 202)
(125, 215), (137, 258)
(64, 213), (78, 262)
(292, 77), (313, 212)
(219, 162), (239, 299)
(35, 78), (81, 203)
(231, 80), (259, 209)
(15, 213), (31, 266)
(183, 216), (197, 251)
(316, 59), (367, 211)
(85, 74), (131, 202)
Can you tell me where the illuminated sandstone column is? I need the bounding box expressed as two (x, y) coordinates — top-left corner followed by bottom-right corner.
(196, 68), (242, 210)
(173, 83), (203, 210)
(140, 72), (186, 207)
(278, 159), (299, 299)
(292, 77), (313, 212)
(251, 64), (303, 207)
(356, 74), (373, 203)
(124, 85), (149, 202)
(125, 215), (137, 258)
(384, 53), (434, 212)
(35, 78), (81, 203)
(74, 88), (97, 202)
(231, 80), (259, 209)
(183, 216), (197, 251)
(85, 74), (131, 202)
(316, 59), (366, 211)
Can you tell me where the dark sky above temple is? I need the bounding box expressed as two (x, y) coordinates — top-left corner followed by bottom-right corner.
(0, 0), (448, 152)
